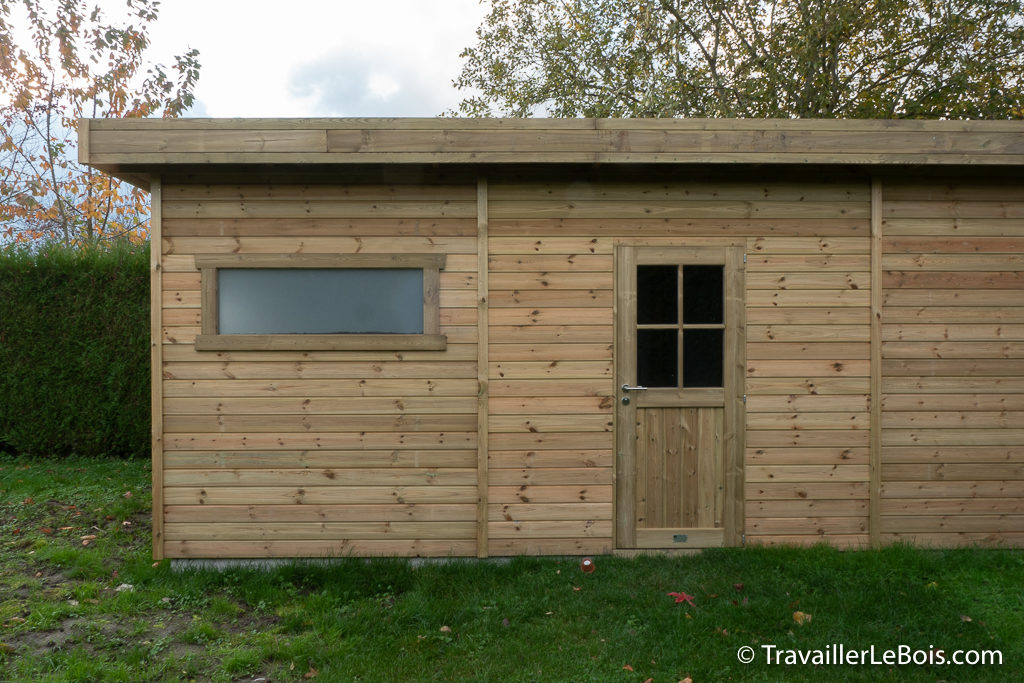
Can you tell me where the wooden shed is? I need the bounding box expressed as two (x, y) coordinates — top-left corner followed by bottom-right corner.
(79, 117), (1024, 559)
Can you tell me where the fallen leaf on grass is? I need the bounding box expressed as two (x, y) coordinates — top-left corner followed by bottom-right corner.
(793, 611), (812, 625)
(643, 678), (653, 683)
(8, 617), (25, 624)
(40, 528), (52, 535)
(680, 677), (693, 683)
(573, 586), (582, 592)
(734, 583), (744, 592)
(22, 497), (33, 505)
(303, 667), (318, 679)
(440, 625), (452, 633)
(58, 526), (74, 531)
(668, 591), (696, 607)
(623, 664), (634, 671)
(960, 615), (972, 623)
(123, 491), (132, 498)
(80, 535), (96, 541)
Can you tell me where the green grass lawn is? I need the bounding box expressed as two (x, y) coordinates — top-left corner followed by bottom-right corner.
(1, 454), (1022, 682)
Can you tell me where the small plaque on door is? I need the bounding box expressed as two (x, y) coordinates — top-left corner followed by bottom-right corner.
(673, 534), (688, 543)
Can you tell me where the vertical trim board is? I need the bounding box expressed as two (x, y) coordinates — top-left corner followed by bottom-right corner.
(869, 178), (883, 548)
(476, 178), (489, 558)
(150, 176), (164, 560)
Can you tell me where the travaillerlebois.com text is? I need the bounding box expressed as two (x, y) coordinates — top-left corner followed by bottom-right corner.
(735, 644), (1002, 667)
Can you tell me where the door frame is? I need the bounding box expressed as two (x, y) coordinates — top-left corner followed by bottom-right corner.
(614, 244), (746, 549)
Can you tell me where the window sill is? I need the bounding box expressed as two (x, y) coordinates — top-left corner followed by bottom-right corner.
(194, 334), (447, 351)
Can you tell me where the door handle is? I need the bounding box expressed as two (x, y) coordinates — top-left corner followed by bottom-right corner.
(621, 384), (648, 392)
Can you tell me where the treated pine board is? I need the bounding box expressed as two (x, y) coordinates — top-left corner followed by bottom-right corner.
(488, 236), (609, 254)
(883, 271), (1024, 289)
(882, 184), (1024, 201)
(489, 396), (614, 414)
(884, 236), (1024, 253)
(164, 521), (478, 541)
(745, 534), (869, 548)
(488, 181), (870, 203)
(477, 175), (490, 558)
(883, 395), (1024, 411)
(884, 290), (1024, 307)
(746, 446), (869, 465)
(878, 515), (1024, 533)
(164, 342), (479, 363)
(884, 203), (1024, 219)
(489, 360), (613, 379)
(489, 217), (869, 237)
(881, 481), (1024, 498)
(488, 503), (613, 521)
(746, 290), (870, 307)
(746, 308), (869, 324)
(745, 359), (870, 377)
(746, 481), (869, 500)
(163, 378), (479, 398)
(162, 199), (476, 220)
(881, 446), (1024, 463)
(164, 432), (477, 451)
(163, 485), (478, 505)
(882, 377), (1024, 393)
(488, 308), (612, 326)
(162, 236), (477, 255)
(633, 528), (724, 548)
(488, 449), (613, 468)
(883, 324), (1024, 342)
(488, 520), (613, 538)
(746, 517), (867, 535)
(746, 272), (870, 290)
(164, 413), (478, 433)
(878, 532), (1024, 547)
(162, 217), (478, 238)
(882, 307), (1024, 323)
(746, 430), (870, 447)
(747, 325), (870, 342)
(151, 177), (164, 559)
(884, 342), (1024, 359)
(163, 450), (478, 469)
(488, 414), (613, 433)
(92, 128), (329, 153)
(165, 504), (477, 523)
(487, 200), (869, 220)
(883, 218), (1024, 236)
(747, 237), (869, 254)
(165, 184), (478, 200)
(163, 396), (478, 415)
(745, 412), (870, 430)
(162, 361), (478, 380)
(747, 499), (868, 517)
(488, 290), (612, 308)
(882, 429), (1024, 447)
(881, 253), (1024, 271)
(746, 342), (870, 360)
(489, 379), (613, 397)
(488, 432), (613, 450)
(489, 272), (613, 290)
(488, 538), (613, 556)
(164, 540), (477, 558)
(882, 359), (1024, 377)
(880, 498), (1024, 515)
(488, 325), (613, 344)
(488, 343), (613, 362)
(745, 395), (870, 412)
(883, 463), (1024, 480)
(746, 464), (869, 482)
(746, 254), (869, 271)
(745, 377), (870, 395)
(488, 468), (612, 486)
(164, 468), (478, 486)
(488, 485), (613, 503)
(162, 290), (200, 308)
(487, 254), (612, 271)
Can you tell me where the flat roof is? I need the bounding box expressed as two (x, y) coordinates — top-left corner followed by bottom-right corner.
(80, 118), (1024, 187)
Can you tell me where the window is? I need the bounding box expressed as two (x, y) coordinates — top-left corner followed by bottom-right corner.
(636, 263), (724, 388)
(194, 254), (445, 351)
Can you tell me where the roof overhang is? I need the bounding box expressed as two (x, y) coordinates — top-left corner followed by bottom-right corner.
(79, 117), (1024, 189)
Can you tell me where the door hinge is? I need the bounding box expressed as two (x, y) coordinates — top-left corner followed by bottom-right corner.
(742, 394), (747, 405)
(741, 533), (746, 546)
(742, 253), (747, 263)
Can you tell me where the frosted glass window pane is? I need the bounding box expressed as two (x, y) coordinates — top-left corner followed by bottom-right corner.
(218, 269), (423, 334)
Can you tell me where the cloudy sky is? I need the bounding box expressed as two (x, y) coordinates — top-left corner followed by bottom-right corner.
(135, 0), (488, 117)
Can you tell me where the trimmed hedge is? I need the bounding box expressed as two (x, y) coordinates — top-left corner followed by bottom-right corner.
(0, 242), (149, 458)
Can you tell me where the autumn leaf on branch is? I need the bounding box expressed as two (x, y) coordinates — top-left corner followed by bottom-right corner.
(0, 0), (200, 246)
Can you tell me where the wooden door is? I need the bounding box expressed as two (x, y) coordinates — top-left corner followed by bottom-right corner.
(615, 246), (745, 549)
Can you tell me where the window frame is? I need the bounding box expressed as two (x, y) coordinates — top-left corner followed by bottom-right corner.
(193, 253), (446, 351)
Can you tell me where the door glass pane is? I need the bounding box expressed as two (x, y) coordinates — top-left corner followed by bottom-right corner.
(683, 265), (723, 324)
(683, 329), (723, 387)
(218, 268), (423, 334)
(637, 265), (678, 324)
(637, 329), (678, 387)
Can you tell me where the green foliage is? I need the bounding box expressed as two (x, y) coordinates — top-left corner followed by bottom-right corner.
(0, 242), (149, 458)
(455, 0), (1024, 118)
